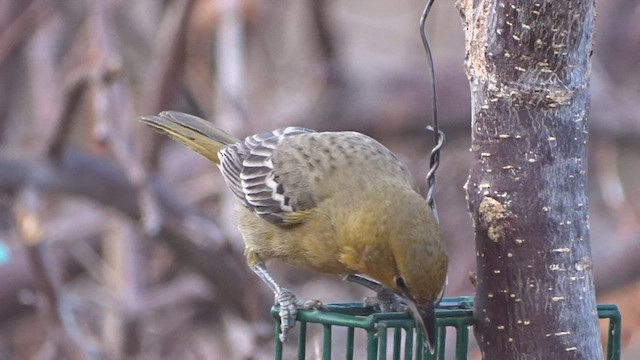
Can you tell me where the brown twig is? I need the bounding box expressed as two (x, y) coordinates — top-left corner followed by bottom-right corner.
(46, 73), (90, 162)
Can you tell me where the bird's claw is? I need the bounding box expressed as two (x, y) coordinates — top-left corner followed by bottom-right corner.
(300, 299), (326, 310)
(276, 289), (324, 342)
(276, 289), (298, 342)
(363, 288), (407, 312)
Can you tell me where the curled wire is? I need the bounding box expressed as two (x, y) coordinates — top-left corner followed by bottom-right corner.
(426, 127), (445, 219)
(420, 0), (445, 222)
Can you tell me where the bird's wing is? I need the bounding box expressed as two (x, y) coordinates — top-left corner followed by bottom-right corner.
(221, 129), (416, 226)
(272, 131), (417, 211)
(219, 127), (316, 225)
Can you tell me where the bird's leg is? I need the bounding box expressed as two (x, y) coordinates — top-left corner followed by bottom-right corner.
(345, 274), (407, 312)
(252, 262), (324, 342)
(252, 263), (296, 341)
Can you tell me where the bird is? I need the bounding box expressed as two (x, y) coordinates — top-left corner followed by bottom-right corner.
(139, 111), (449, 351)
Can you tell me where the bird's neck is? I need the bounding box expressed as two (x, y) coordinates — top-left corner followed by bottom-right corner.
(334, 187), (446, 297)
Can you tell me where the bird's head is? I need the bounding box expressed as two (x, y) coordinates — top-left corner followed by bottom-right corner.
(379, 188), (449, 352)
(338, 186), (449, 351)
(391, 266), (444, 353)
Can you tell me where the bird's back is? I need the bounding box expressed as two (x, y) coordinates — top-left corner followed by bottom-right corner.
(220, 129), (419, 226)
(275, 131), (417, 202)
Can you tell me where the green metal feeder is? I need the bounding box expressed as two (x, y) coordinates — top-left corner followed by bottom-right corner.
(271, 296), (621, 360)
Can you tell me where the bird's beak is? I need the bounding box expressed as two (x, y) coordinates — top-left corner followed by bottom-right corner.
(405, 299), (437, 354)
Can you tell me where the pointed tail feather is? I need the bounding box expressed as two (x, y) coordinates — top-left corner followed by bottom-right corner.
(139, 111), (239, 164)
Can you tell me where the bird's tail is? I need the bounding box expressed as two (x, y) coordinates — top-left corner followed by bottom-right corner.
(139, 111), (239, 164)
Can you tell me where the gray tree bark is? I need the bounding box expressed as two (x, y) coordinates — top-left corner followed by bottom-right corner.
(457, 0), (601, 358)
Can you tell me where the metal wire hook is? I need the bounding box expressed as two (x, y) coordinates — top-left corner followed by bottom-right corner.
(420, 0), (445, 222)
(426, 126), (445, 219)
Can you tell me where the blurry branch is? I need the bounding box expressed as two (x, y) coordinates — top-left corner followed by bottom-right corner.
(592, 141), (640, 294)
(0, 232), (214, 352)
(0, 225), (103, 322)
(300, 0), (350, 132)
(595, 237), (640, 294)
(46, 73), (88, 161)
(141, 272), (213, 314)
(215, 0), (248, 132)
(14, 187), (60, 324)
(85, 0), (161, 239)
(144, 0), (197, 171)
(593, 140), (640, 234)
(80, 11), (158, 353)
(184, 0), (220, 119)
(0, 149), (263, 319)
(103, 219), (143, 357)
(590, 62), (640, 138)
(310, 0), (342, 85)
(0, 0), (54, 68)
(47, 65), (120, 162)
(13, 187), (90, 359)
(145, 0), (196, 113)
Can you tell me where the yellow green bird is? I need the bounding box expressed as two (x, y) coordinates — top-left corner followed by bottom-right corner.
(139, 111), (448, 351)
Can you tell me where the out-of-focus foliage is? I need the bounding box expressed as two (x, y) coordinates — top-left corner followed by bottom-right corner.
(0, 0), (637, 359)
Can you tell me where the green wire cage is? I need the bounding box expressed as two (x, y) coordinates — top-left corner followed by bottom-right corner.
(271, 296), (621, 360)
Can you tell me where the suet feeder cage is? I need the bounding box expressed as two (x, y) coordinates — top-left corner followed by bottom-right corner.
(272, 296), (621, 360)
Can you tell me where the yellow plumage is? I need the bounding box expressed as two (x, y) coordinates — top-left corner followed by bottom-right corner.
(140, 111), (448, 351)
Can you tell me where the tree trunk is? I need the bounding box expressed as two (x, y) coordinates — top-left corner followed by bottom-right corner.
(457, 0), (601, 358)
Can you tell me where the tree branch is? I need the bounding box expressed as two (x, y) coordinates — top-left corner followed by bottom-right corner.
(0, 0), (54, 68)
(0, 149), (265, 320)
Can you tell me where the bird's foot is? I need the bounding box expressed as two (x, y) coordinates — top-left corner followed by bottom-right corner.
(345, 274), (405, 311)
(363, 288), (407, 313)
(276, 289), (325, 342)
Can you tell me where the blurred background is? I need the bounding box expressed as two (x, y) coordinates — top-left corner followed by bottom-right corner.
(0, 0), (638, 359)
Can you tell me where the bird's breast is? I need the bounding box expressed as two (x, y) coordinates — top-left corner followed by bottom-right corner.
(236, 202), (355, 274)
